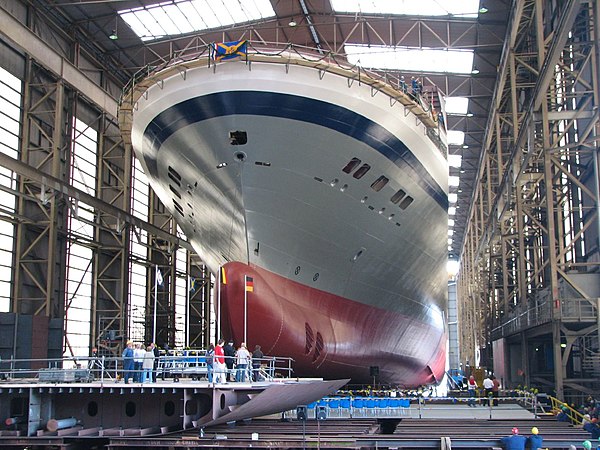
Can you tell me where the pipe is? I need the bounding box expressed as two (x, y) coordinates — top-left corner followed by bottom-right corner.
(46, 417), (78, 432)
(5, 417), (23, 426)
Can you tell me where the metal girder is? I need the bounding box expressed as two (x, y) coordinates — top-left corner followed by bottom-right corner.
(458, 0), (600, 402)
(0, 152), (193, 253)
(12, 61), (68, 318)
(0, 6), (118, 118)
(92, 113), (132, 357)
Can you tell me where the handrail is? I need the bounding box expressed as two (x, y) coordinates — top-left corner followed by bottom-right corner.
(0, 354), (294, 384)
(548, 394), (585, 425)
(118, 40), (447, 157)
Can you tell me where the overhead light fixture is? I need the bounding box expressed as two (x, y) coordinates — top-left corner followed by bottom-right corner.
(466, 113), (474, 117)
(289, 17), (297, 27)
(479, 6), (489, 13)
(471, 68), (480, 74)
(462, 145), (469, 149)
(109, 29), (118, 40)
(460, 169), (466, 174)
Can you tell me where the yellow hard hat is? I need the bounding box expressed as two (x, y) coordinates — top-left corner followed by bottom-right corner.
(531, 427), (539, 435)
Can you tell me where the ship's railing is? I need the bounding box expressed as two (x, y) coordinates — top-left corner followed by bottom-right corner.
(119, 41), (447, 158)
(0, 354), (293, 384)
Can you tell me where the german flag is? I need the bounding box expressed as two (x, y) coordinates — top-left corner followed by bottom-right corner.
(245, 276), (254, 292)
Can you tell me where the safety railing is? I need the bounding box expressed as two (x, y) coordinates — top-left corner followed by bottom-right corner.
(284, 392), (538, 420)
(0, 354), (294, 385)
(119, 40), (448, 157)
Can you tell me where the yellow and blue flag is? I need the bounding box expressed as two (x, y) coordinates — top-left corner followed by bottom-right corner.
(213, 40), (247, 61)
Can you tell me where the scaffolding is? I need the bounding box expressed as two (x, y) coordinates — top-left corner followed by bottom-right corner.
(457, 0), (600, 402)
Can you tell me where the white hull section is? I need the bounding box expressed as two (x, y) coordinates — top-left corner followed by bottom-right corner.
(126, 55), (449, 383)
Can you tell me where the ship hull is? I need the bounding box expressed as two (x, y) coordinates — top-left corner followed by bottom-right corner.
(126, 54), (449, 386)
(220, 262), (445, 386)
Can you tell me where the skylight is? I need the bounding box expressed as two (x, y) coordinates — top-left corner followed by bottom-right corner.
(120, 0), (276, 41)
(448, 206), (456, 215)
(445, 97), (470, 115)
(449, 193), (458, 203)
(448, 154), (462, 168)
(330, 0), (482, 17)
(447, 130), (465, 146)
(448, 219), (455, 227)
(345, 45), (475, 74)
(449, 176), (460, 187)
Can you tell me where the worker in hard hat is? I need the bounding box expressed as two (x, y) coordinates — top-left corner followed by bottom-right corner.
(500, 427), (527, 450)
(527, 427), (543, 450)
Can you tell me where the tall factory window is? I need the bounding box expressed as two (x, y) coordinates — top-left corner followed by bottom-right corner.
(0, 68), (20, 312)
(129, 156), (149, 343)
(175, 235), (187, 347)
(65, 118), (97, 359)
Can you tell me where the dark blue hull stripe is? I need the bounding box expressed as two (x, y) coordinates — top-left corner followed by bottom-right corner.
(142, 91), (448, 209)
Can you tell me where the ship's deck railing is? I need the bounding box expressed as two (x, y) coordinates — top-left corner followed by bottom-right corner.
(119, 41), (447, 158)
(0, 354), (293, 384)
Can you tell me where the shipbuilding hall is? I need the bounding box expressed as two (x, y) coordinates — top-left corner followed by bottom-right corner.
(0, 0), (599, 448)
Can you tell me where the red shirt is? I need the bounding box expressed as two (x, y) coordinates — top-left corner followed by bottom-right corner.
(214, 345), (225, 364)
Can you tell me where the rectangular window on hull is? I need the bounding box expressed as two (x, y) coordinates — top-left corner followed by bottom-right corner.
(399, 196), (414, 210)
(370, 176), (389, 192)
(169, 184), (181, 199)
(168, 166), (181, 185)
(390, 189), (406, 204)
(353, 164), (371, 179)
(342, 157), (361, 174)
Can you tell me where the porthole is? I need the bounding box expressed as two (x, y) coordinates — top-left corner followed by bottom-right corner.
(185, 399), (198, 415)
(220, 394), (226, 410)
(164, 401), (175, 417)
(87, 401), (98, 417)
(234, 151), (247, 161)
(125, 401), (136, 417)
(352, 248), (365, 262)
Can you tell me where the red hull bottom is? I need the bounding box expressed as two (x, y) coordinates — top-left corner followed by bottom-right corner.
(219, 262), (446, 387)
